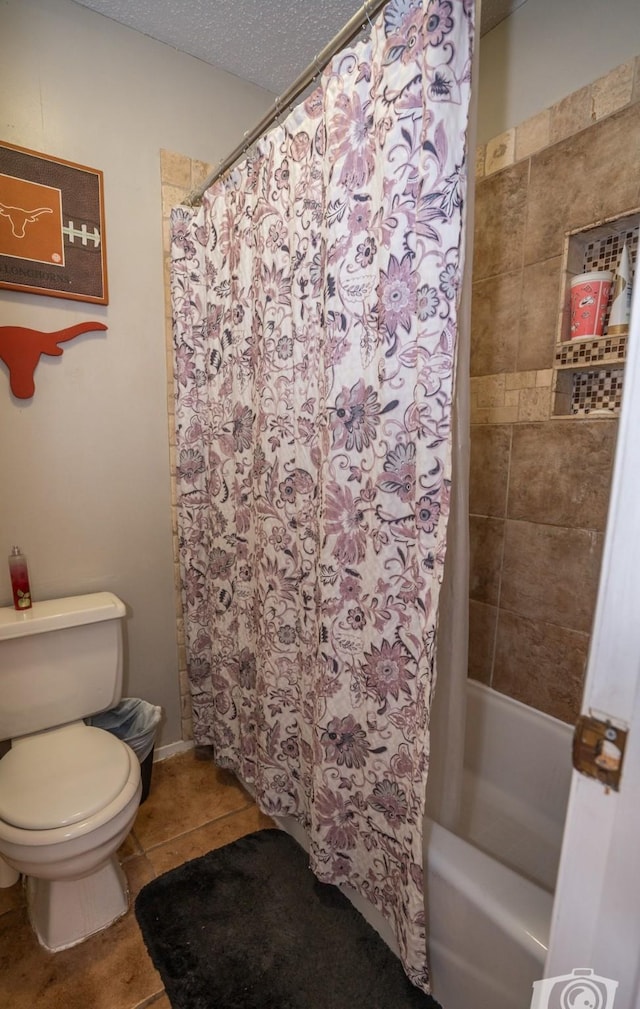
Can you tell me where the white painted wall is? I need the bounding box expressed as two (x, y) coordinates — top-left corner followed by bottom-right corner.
(0, 0), (272, 746)
(478, 0), (640, 142)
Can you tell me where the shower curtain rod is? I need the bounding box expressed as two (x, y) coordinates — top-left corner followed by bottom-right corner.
(184, 0), (389, 205)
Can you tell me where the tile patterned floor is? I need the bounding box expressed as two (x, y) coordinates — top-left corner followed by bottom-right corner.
(0, 751), (274, 1009)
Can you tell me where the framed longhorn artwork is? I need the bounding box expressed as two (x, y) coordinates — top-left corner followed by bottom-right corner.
(0, 141), (108, 304)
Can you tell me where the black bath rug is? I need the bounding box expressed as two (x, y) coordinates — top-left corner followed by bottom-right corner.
(134, 828), (441, 1009)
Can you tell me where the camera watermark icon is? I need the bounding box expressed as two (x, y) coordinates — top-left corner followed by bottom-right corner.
(531, 968), (618, 1009)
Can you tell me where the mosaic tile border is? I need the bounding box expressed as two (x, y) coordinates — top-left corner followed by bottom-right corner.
(582, 225), (638, 330)
(571, 367), (624, 416)
(584, 226), (638, 276)
(555, 333), (627, 368)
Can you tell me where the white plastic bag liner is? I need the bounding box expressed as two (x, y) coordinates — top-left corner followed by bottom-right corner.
(87, 698), (162, 762)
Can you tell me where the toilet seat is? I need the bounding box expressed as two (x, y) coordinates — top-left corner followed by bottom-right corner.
(0, 723), (131, 830)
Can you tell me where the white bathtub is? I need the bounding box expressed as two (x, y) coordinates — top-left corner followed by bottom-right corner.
(425, 679), (573, 1009)
(278, 678), (573, 1008)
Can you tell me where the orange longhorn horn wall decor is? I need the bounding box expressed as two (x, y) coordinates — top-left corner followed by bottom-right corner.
(0, 322), (108, 399)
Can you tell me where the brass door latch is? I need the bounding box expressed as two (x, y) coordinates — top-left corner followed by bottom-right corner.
(573, 715), (628, 791)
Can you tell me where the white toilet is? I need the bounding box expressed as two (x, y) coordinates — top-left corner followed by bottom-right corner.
(0, 592), (142, 951)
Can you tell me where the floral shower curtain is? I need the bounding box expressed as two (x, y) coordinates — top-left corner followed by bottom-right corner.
(171, 0), (473, 990)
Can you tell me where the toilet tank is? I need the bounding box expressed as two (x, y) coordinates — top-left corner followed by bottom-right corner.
(0, 592), (126, 742)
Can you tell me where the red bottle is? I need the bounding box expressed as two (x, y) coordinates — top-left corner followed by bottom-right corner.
(9, 546), (32, 610)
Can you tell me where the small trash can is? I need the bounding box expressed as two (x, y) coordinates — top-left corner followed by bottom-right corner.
(87, 698), (162, 804)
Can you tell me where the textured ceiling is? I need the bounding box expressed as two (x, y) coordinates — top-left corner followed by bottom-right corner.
(70, 0), (527, 95)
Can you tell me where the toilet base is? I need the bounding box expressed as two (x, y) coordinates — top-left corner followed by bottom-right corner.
(27, 855), (129, 951)
(0, 854), (20, 888)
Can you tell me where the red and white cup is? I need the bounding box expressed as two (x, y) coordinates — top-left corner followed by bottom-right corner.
(569, 270), (613, 339)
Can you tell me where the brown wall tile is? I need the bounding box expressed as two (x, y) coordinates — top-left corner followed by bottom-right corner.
(524, 105), (640, 265)
(515, 109), (551, 161)
(468, 60), (636, 720)
(517, 257), (562, 371)
(191, 160), (214, 189)
(633, 55), (640, 105)
(469, 424), (511, 517)
(485, 128), (516, 175)
(468, 600), (498, 686)
(162, 183), (188, 217)
(549, 85), (593, 146)
(469, 516), (504, 606)
(591, 61), (634, 122)
(471, 270), (521, 375)
(508, 421), (618, 530)
(473, 160), (529, 280)
(517, 385), (551, 422)
(472, 373), (507, 407)
(160, 149), (191, 189)
(501, 520), (604, 633)
(493, 610), (588, 723)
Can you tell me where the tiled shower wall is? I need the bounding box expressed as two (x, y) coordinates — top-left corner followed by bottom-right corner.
(162, 57), (640, 739)
(469, 57), (640, 723)
(161, 151), (213, 744)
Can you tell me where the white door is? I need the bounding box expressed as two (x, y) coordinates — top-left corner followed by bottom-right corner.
(545, 275), (640, 1007)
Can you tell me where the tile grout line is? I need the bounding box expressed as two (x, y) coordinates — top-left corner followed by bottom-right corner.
(132, 799), (258, 859)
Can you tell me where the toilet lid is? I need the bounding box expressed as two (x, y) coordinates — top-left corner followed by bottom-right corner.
(0, 724), (132, 830)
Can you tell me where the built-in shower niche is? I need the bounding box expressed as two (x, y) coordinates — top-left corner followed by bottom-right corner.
(553, 210), (639, 418)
